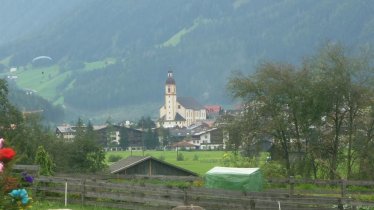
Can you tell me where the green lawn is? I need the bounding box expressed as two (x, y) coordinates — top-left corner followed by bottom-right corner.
(106, 150), (226, 176)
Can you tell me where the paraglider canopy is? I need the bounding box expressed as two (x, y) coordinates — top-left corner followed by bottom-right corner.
(31, 56), (53, 67)
(32, 56), (53, 63)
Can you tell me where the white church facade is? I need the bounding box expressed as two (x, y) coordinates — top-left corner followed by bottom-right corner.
(159, 71), (206, 128)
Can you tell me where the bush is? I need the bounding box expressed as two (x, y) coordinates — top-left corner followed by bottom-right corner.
(193, 154), (199, 161)
(108, 155), (122, 162)
(177, 153), (184, 161)
(261, 161), (287, 179)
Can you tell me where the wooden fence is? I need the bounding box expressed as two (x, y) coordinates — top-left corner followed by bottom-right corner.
(32, 175), (374, 210)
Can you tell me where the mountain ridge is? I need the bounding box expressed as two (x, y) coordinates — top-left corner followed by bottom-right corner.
(1, 0), (374, 122)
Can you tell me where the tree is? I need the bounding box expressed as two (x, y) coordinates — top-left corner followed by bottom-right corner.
(0, 79), (23, 138)
(119, 127), (129, 149)
(0, 79), (55, 164)
(144, 128), (159, 149)
(35, 145), (54, 176)
(307, 44), (374, 179)
(356, 104), (374, 179)
(137, 116), (155, 129)
(227, 63), (316, 176)
(157, 126), (170, 148)
(67, 119), (106, 172)
(217, 114), (243, 155)
(226, 43), (374, 179)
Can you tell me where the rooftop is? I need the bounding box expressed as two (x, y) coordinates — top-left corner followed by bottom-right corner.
(177, 97), (205, 110)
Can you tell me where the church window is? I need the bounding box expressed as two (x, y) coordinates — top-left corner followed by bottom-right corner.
(178, 105), (181, 109)
(168, 87), (170, 93)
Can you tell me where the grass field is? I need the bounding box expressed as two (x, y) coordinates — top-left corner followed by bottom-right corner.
(10, 58), (114, 104)
(106, 150), (226, 176)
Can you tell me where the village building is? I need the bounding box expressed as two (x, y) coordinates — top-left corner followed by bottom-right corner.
(55, 124), (77, 142)
(159, 71), (206, 128)
(167, 124), (226, 150)
(94, 125), (144, 151)
(55, 124), (144, 150)
(205, 105), (222, 120)
(171, 141), (197, 150)
(187, 128), (226, 150)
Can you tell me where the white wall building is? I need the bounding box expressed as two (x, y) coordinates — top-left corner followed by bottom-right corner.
(187, 128), (225, 150)
(159, 71), (206, 128)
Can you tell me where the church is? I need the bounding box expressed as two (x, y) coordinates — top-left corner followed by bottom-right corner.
(159, 71), (206, 128)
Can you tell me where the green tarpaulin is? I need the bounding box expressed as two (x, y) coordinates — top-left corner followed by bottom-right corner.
(204, 167), (263, 192)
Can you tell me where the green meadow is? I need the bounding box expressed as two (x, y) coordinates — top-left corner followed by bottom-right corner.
(8, 58), (115, 104)
(106, 150), (226, 176)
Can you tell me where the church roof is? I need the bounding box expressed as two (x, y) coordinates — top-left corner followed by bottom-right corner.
(175, 113), (186, 121)
(177, 97), (205, 110)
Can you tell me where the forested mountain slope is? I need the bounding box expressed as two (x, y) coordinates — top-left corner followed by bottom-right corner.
(1, 0), (374, 121)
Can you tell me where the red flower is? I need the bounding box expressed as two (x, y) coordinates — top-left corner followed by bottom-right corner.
(0, 148), (16, 161)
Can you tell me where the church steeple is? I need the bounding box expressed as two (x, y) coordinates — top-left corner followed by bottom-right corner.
(165, 71), (177, 121)
(166, 70), (175, 85)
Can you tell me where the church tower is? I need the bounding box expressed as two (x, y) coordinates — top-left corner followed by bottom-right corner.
(165, 71), (177, 121)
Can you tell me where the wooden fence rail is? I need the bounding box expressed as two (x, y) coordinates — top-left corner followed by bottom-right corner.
(33, 176), (374, 210)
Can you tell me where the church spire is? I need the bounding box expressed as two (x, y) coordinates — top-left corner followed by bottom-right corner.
(166, 70), (175, 85)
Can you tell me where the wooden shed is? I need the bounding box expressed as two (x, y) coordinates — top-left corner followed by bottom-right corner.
(110, 156), (198, 176)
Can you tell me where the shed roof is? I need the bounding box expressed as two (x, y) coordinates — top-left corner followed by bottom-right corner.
(110, 156), (198, 176)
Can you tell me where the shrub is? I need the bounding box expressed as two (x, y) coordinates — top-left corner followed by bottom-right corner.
(193, 154), (199, 161)
(108, 155), (122, 162)
(261, 161), (287, 179)
(177, 153), (184, 161)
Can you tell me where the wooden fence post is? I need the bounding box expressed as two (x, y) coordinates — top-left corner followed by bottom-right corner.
(340, 179), (346, 198)
(33, 178), (38, 200)
(81, 178), (86, 205)
(183, 188), (188, 205)
(337, 198), (344, 210)
(64, 180), (68, 207)
(289, 176), (294, 197)
(249, 199), (256, 210)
